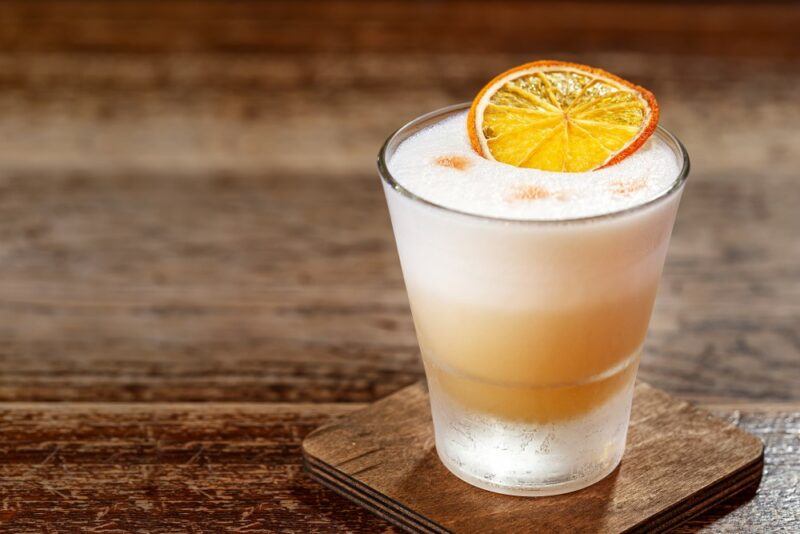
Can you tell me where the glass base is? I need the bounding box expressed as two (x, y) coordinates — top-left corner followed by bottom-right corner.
(427, 370), (635, 497)
(436, 447), (622, 496)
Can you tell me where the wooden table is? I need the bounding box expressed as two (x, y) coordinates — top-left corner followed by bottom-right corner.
(0, 2), (797, 532)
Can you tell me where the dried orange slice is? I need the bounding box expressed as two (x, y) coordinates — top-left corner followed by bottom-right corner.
(468, 60), (658, 172)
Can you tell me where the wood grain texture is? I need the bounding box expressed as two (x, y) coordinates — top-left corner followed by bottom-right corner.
(0, 402), (392, 533)
(0, 52), (797, 403)
(0, 400), (795, 533)
(0, 1), (798, 57)
(303, 382), (765, 533)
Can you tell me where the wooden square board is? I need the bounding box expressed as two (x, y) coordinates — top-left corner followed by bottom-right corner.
(302, 381), (763, 533)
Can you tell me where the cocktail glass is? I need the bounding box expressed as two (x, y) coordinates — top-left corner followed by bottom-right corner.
(379, 103), (689, 496)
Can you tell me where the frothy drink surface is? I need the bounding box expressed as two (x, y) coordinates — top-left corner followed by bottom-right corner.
(387, 110), (679, 220)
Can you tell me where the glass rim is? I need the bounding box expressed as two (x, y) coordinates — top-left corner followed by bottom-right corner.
(377, 102), (690, 225)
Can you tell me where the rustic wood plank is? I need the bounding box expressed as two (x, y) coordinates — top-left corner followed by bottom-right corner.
(0, 401), (795, 532)
(0, 1), (797, 57)
(0, 402), (394, 533)
(0, 52), (797, 403)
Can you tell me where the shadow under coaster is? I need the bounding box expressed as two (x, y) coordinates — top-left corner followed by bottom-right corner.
(303, 381), (763, 533)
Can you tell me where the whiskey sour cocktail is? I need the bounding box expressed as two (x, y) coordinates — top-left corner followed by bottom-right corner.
(379, 62), (689, 496)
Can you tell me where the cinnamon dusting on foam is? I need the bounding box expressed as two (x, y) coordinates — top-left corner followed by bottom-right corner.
(507, 185), (573, 203)
(434, 155), (471, 171)
(387, 110), (679, 220)
(507, 185), (550, 202)
(610, 178), (647, 196)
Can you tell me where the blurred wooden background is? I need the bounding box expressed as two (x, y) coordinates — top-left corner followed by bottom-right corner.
(0, 1), (797, 532)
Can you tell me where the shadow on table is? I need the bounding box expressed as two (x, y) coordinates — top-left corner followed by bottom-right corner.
(672, 483), (760, 533)
(397, 446), (621, 532)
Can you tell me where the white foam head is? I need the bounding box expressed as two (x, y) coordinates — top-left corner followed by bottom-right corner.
(386, 110), (681, 220)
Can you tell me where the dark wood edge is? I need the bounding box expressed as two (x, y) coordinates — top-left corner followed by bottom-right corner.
(305, 463), (423, 533)
(303, 452), (448, 533)
(300, 382), (447, 532)
(627, 448), (765, 533)
(304, 453), (430, 531)
(304, 451), (448, 533)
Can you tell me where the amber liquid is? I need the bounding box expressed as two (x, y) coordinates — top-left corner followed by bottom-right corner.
(409, 283), (657, 423)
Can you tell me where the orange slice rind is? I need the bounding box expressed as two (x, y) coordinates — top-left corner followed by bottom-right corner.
(467, 60), (659, 172)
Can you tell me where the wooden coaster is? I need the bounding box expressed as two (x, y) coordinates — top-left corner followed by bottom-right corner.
(303, 381), (763, 533)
